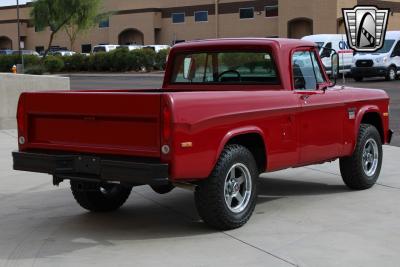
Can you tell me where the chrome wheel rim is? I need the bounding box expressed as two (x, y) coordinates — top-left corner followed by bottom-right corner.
(224, 163), (252, 213)
(362, 138), (379, 177)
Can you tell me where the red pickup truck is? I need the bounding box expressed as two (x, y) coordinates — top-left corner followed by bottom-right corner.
(13, 38), (393, 230)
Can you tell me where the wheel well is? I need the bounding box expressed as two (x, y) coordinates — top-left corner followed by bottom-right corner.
(226, 133), (266, 173)
(361, 112), (384, 142)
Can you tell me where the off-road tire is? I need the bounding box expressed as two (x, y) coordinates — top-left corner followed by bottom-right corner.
(339, 124), (382, 190)
(71, 181), (132, 212)
(194, 145), (259, 230)
(150, 184), (175, 194)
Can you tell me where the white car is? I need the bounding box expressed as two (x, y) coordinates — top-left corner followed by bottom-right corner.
(143, 45), (171, 53)
(92, 45), (119, 53)
(351, 31), (400, 81)
(118, 45), (143, 51)
(302, 34), (353, 74)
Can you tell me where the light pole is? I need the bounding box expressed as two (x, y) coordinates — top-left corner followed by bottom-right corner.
(16, 0), (24, 72)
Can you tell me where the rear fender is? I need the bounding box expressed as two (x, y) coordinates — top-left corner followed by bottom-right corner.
(214, 126), (267, 169)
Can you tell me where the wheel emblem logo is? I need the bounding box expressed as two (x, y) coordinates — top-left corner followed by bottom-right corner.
(343, 6), (389, 52)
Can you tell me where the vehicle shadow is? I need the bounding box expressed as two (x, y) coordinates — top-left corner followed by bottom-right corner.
(0, 176), (349, 261)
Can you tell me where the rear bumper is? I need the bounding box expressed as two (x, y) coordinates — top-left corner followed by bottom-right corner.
(351, 67), (388, 77)
(12, 151), (169, 185)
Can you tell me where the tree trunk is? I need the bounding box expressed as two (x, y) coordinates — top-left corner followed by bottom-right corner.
(42, 32), (55, 60)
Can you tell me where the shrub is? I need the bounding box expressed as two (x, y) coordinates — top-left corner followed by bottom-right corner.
(128, 49), (156, 72)
(0, 54), (41, 73)
(88, 52), (112, 71)
(24, 64), (46, 75)
(109, 48), (132, 72)
(155, 49), (170, 70)
(63, 53), (89, 71)
(44, 56), (64, 73)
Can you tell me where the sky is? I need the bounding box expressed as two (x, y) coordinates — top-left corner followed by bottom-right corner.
(0, 0), (31, 7)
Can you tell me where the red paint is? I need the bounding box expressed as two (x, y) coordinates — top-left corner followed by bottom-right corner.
(16, 38), (391, 181)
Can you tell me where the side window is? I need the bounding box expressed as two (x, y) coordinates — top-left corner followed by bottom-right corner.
(310, 51), (325, 83)
(292, 51), (317, 90)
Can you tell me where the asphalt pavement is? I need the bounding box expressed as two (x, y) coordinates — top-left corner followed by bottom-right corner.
(68, 73), (400, 146)
(1, 129), (400, 266)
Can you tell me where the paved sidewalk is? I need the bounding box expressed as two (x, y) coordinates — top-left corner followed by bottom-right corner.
(1, 130), (399, 267)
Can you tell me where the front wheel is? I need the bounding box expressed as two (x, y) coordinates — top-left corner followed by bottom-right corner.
(194, 145), (259, 230)
(71, 181), (132, 212)
(339, 124), (382, 190)
(386, 66), (397, 81)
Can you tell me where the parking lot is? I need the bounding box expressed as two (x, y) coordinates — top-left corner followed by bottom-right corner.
(1, 128), (400, 266)
(69, 74), (400, 147)
(0, 74), (398, 266)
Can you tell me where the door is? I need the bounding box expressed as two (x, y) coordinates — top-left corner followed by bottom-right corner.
(292, 49), (345, 165)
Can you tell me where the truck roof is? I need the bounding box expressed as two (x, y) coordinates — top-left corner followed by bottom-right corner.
(172, 38), (316, 51)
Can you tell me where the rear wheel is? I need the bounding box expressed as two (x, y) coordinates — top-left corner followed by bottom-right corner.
(339, 124), (382, 190)
(71, 181), (132, 212)
(194, 145), (259, 230)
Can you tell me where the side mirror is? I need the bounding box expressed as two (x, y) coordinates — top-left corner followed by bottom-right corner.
(321, 49), (331, 59)
(331, 52), (339, 85)
(183, 57), (195, 80)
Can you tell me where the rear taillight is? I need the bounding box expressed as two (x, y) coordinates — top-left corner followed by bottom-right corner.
(17, 94), (26, 146)
(162, 104), (171, 142)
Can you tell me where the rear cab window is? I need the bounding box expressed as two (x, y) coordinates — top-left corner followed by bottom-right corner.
(171, 51), (280, 85)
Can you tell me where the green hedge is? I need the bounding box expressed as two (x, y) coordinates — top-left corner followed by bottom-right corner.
(0, 55), (41, 73)
(0, 48), (170, 74)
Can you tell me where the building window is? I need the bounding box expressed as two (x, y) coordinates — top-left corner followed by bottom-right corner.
(265, 5), (278, 17)
(81, 44), (92, 53)
(99, 18), (109, 28)
(172, 13), (185, 24)
(194, 11), (208, 22)
(239, 8), (254, 19)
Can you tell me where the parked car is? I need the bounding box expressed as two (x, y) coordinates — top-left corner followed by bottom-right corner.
(11, 50), (40, 56)
(92, 45), (119, 53)
(118, 45), (143, 51)
(302, 34), (353, 74)
(48, 50), (76, 56)
(12, 38), (392, 230)
(143, 45), (171, 52)
(0, 49), (13, 55)
(351, 31), (400, 81)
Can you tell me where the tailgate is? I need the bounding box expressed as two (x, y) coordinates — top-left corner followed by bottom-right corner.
(21, 91), (162, 157)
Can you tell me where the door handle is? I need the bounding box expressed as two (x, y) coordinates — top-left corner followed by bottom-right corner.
(300, 95), (310, 101)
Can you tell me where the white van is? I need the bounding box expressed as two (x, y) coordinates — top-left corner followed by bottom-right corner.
(351, 31), (400, 81)
(302, 34), (353, 74)
(92, 45), (119, 53)
(118, 45), (143, 51)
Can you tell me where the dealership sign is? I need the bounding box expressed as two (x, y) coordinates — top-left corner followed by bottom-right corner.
(342, 6), (389, 52)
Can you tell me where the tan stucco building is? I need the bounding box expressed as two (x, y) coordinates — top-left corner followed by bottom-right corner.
(0, 0), (400, 53)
